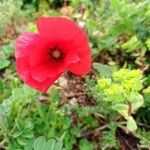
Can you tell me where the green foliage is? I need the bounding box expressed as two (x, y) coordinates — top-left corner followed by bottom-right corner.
(0, 85), (36, 149)
(93, 63), (117, 78)
(75, 106), (99, 128)
(127, 116), (137, 132)
(0, 0), (23, 36)
(121, 35), (148, 53)
(143, 86), (150, 107)
(101, 123), (119, 150)
(33, 136), (63, 150)
(0, 43), (14, 70)
(27, 22), (37, 32)
(87, 66), (145, 133)
(137, 129), (150, 148)
(0, 82), (99, 150)
(23, 0), (63, 10)
(98, 69), (144, 109)
(97, 68), (144, 131)
(87, 64), (144, 150)
(0, 57), (10, 70)
(79, 139), (94, 150)
(72, 0), (150, 56)
(86, 67), (146, 148)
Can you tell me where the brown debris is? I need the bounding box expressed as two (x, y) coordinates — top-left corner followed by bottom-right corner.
(116, 128), (139, 150)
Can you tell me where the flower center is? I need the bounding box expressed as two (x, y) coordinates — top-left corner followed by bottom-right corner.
(52, 50), (61, 59)
(49, 46), (64, 61)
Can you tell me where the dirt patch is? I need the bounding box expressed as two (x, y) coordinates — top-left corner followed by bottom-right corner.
(63, 72), (96, 106)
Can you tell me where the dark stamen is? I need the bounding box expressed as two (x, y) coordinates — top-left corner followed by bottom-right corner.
(49, 46), (64, 61)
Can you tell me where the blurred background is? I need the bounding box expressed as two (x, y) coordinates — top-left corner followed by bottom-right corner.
(0, 0), (150, 150)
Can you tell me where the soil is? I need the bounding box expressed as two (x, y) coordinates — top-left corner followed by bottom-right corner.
(116, 128), (139, 150)
(65, 72), (96, 106)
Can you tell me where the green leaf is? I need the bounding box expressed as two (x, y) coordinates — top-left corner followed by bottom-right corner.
(12, 88), (23, 100)
(33, 136), (46, 150)
(93, 63), (116, 77)
(112, 103), (129, 119)
(36, 103), (47, 124)
(12, 131), (22, 138)
(127, 116), (137, 132)
(23, 131), (34, 139)
(131, 94), (144, 112)
(44, 139), (56, 150)
(1, 42), (14, 58)
(24, 138), (34, 150)
(33, 137), (63, 150)
(17, 137), (28, 146)
(23, 84), (36, 96)
(0, 59), (10, 69)
(53, 141), (63, 150)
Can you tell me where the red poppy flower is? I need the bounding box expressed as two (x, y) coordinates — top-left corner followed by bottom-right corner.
(15, 17), (91, 92)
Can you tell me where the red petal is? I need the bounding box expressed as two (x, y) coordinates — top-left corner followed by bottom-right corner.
(15, 32), (39, 59)
(30, 63), (65, 82)
(67, 48), (91, 76)
(64, 51), (80, 66)
(16, 58), (61, 92)
(36, 17), (81, 42)
(67, 29), (91, 76)
(16, 58), (30, 82)
(28, 36), (50, 68)
(25, 74), (61, 92)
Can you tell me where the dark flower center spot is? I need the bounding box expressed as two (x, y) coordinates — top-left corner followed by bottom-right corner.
(49, 46), (64, 61)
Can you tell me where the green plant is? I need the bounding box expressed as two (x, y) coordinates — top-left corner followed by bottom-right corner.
(0, 43), (14, 70)
(137, 129), (150, 149)
(0, 0), (23, 36)
(143, 86), (150, 107)
(72, 0), (150, 58)
(0, 83), (91, 150)
(79, 139), (94, 150)
(101, 123), (119, 150)
(0, 85), (37, 149)
(86, 65), (147, 149)
(97, 68), (144, 131)
(23, 0), (63, 10)
(33, 136), (63, 150)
